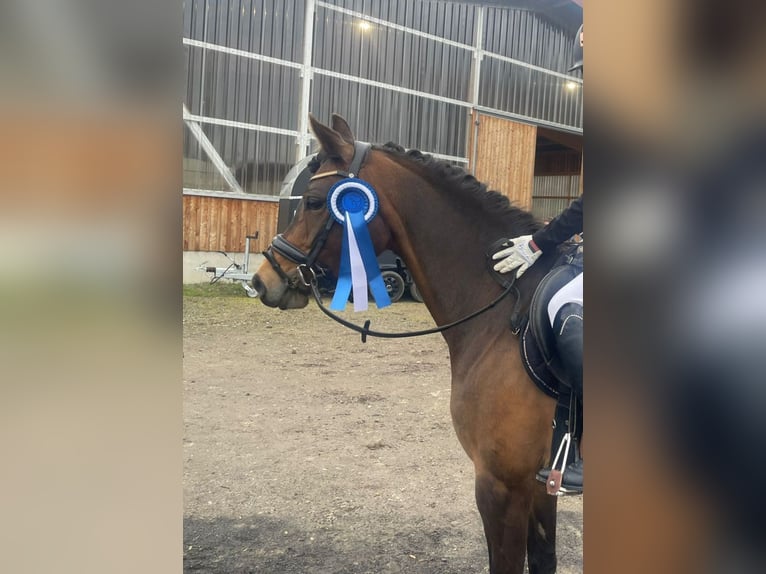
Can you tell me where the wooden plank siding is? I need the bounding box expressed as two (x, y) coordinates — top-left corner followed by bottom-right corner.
(183, 195), (279, 252)
(468, 112), (538, 210)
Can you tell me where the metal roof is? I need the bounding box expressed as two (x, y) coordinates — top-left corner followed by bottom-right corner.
(443, 0), (582, 32)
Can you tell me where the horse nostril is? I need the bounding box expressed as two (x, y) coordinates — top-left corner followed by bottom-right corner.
(252, 274), (265, 296)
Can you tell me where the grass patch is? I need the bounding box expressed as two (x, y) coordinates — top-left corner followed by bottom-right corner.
(183, 281), (250, 297)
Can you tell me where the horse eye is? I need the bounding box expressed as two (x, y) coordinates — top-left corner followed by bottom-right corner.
(304, 197), (325, 211)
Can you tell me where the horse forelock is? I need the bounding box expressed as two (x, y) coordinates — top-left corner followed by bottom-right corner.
(375, 143), (542, 235)
(308, 153), (322, 173)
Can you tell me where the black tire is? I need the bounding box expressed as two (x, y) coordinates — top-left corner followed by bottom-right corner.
(409, 281), (424, 303)
(380, 270), (406, 303)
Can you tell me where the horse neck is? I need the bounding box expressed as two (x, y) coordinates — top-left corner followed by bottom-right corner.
(373, 158), (518, 349)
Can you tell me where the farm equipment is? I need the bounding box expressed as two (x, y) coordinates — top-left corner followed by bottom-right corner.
(201, 234), (260, 298)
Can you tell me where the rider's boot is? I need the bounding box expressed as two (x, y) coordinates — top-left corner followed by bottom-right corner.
(553, 302), (583, 397)
(538, 301), (584, 494)
(537, 458), (583, 494)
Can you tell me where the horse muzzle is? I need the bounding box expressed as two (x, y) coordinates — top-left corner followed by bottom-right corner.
(252, 260), (310, 309)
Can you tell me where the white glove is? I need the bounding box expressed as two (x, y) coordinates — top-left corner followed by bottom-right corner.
(492, 235), (541, 278)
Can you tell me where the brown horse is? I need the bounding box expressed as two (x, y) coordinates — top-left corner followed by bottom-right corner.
(253, 114), (564, 574)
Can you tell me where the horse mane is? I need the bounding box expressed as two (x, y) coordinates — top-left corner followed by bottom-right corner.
(376, 142), (542, 234)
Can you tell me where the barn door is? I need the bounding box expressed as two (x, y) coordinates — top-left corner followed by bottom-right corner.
(468, 111), (537, 210)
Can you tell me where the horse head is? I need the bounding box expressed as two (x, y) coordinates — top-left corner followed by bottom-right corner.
(252, 114), (392, 309)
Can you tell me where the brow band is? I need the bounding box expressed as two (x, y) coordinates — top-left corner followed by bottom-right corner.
(309, 170), (347, 181)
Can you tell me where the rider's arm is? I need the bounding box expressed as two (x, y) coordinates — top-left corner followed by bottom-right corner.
(530, 196), (583, 253)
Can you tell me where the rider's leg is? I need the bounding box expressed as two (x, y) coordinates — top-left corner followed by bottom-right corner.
(552, 301), (583, 492)
(552, 302), (582, 401)
(536, 270), (585, 494)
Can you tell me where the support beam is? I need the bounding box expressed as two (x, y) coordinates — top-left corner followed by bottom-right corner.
(183, 104), (245, 195)
(297, 0), (316, 162)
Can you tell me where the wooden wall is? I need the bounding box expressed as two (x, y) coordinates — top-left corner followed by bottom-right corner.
(183, 195), (279, 252)
(468, 112), (538, 210)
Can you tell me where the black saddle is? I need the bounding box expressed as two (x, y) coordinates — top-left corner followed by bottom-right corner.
(485, 238), (580, 396)
(526, 263), (581, 391)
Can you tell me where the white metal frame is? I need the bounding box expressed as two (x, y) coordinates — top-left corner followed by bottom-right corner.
(183, 0), (582, 197)
(183, 104), (245, 194)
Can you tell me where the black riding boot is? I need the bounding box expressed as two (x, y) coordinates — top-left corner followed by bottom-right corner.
(537, 302), (584, 493)
(553, 302), (583, 400)
(555, 301), (583, 491)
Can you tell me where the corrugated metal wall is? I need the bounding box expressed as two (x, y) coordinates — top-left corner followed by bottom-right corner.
(532, 144), (582, 220)
(310, 1), (476, 157)
(183, 0), (582, 200)
(183, 0), (305, 196)
(532, 175), (581, 222)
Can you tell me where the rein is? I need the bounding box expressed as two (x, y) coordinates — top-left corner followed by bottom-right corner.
(299, 264), (519, 343)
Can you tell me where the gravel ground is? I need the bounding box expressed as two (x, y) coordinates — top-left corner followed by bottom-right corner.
(183, 293), (582, 573)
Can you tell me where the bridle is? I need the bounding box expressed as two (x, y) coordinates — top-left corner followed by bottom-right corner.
(262, 139), (520, 343)
(262, 141), (372, 287)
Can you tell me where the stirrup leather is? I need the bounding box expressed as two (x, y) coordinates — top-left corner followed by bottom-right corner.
(545, 432), (575, 496)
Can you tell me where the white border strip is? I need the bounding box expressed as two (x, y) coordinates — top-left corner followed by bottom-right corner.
(182, 110), (301, 138)
(429, 152), (469, 164)
(484, 51), (583, 83)
(183, 37), (303, 70)
(475, 105), (582, 135)
(313, 67), (472, 109)
(183, 188), (280, 202)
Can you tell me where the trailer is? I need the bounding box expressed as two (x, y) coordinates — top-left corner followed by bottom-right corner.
(202, 234), (261, 298)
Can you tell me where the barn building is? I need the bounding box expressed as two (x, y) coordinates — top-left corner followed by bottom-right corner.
(183, 0), (583, 280)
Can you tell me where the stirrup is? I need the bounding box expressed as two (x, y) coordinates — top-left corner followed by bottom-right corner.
(540, 431), (574, 496)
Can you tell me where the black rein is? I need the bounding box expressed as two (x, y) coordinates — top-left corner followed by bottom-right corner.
(301, 266), (518, 343)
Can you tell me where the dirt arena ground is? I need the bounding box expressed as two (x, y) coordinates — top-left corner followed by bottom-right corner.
(183, 288), (582, 573)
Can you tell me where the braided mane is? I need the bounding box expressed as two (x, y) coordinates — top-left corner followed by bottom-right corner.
(376, 142), (542, 234)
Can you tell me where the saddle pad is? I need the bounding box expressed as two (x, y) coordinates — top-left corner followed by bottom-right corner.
(520, 320), (561, 399)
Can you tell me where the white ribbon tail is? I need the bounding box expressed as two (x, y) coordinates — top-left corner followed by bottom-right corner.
(346, 221), (369, 311)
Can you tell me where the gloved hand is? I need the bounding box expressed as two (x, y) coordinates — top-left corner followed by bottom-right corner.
(492, 235), (541, 278)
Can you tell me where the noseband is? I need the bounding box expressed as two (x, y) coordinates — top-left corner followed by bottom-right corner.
(263, 141), (372, 286)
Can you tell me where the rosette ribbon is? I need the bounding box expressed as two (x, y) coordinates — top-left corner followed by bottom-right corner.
(327, 178), (391, 311)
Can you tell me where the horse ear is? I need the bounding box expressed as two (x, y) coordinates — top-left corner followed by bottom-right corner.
(330, 114), (355, 146)
(309, 114), (354, 163)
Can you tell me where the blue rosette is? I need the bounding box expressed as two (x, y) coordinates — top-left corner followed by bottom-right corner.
(326, 178), (391, 311)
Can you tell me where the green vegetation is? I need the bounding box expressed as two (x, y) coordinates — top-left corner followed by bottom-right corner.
(182, 281), (249, 297)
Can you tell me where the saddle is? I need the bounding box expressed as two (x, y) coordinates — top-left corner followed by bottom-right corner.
(523, 262), (581, 395)
(486, 239), (581, 397)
